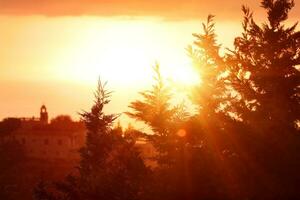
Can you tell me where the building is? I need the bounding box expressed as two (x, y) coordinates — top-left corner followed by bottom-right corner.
(8, 105), (157, 168)
(1, 105), (156, 199)
(12, 105), (86, 161)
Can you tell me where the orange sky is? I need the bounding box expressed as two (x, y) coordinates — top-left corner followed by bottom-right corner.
(0, 0), (299, 127)
(0, 0), (299, 19)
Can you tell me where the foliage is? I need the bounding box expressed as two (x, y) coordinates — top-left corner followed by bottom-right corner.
(230, 0), (300, 132)
(0, 139), (26, 200)
(127, 63), (177, 135)
(49, 115), (84, 131)
(127, 63), (192, 167)
(0, 118), (21, 136)
(187, 15), (230, 116)
(34, 79), (148, 200)
(224, 0), (300, 198)
(127, 62), (232, 199)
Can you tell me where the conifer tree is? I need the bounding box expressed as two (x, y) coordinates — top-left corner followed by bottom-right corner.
(225, 0), (300, 198)
(34, 79), (148, 200)
(187, 15), (234, 118)
(127, 63), (183, 166)
(0, 118), (25, 200)
(127, 63), (229, 200)
(230, 0), (300, 133)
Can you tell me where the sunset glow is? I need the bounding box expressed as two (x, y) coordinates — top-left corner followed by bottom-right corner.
(1, 1), (300, 199)
(0, 0), (299, 122)
(58, 19), (200, 86)
(0, 16), (213, 120)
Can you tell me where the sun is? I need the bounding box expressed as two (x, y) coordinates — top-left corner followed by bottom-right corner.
(162, 60), (200, 87)
(53, 19), (201, 88)
(170, 64), (200, 86)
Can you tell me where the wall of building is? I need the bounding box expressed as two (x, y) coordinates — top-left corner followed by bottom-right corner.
(14, 130), (85, 161)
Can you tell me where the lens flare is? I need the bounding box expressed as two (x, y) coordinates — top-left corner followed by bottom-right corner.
(177, 129), (187, 137)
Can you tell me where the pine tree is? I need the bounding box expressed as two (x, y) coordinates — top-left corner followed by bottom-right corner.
(34, 79), (148, 200)
(127, 63), (230, 200)
(127, 63), (175, 135)
(226, 0), (300, 198)
(230, 0), (300, 133)
(126, 63), (183, 166)
(78, 79), (118, 181)
(187, 15), (231, 118)
(0, 118), (26, 200)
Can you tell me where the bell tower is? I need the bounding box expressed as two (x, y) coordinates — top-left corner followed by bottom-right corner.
(40, 105), (48, 124)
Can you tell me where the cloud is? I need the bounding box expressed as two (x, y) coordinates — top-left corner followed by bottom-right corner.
(0, 0), (299, 20)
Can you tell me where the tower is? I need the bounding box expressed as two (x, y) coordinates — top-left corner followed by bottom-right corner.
(40, 105), (48, 124)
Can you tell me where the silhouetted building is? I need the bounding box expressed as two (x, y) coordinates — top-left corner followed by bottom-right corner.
(40, 105), (48, 125)
(8, 105), (155, 164)
(1, 105), (156, 200)
(19, 105), (49, 129)
(11, 105), (86, 161)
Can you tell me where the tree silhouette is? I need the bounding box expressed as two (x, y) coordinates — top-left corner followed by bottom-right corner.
(127, 63), (233, 199)
(224, 0), (300, 198)
(127, 63), (176, 135)
(0, 118), (21, 136)
(34, 79), (148, 200)
(187, 15), (228, 116)
(0, 118), (25, 200)
(187, 15), (241, 148)
(126, 63), (187, 166)
(230, 0), (300, 132)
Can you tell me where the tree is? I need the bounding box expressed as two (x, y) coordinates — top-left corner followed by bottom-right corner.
(127, 63), (176, 135)
(187, 15), (228, 116)
(0, 118), (21, 136)
(225, 0), (300, 198)
(186, 14), (242, 143)
(184, 15), (250, 199)
(0, 118), (25, 200)
(127, 63), (232, 200)
(49, 115), (84, 131)
(34, 79), (148, 200)
(127, 63), (191, 167)
(229, 0), (300, 133)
